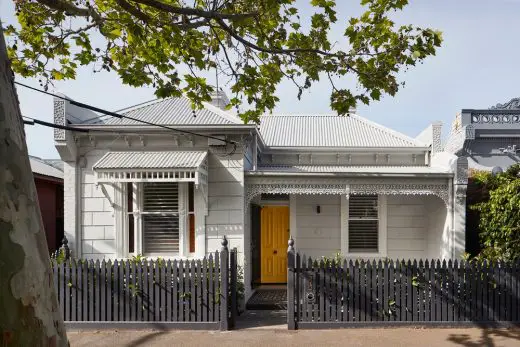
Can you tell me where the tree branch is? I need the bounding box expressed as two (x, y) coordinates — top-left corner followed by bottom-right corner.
(130, 0), (258, 21)
(116, 0), (152, 23)
(36, 0), (102, 22)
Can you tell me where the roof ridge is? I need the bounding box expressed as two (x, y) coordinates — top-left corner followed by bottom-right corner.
(349, 114), (425, 146)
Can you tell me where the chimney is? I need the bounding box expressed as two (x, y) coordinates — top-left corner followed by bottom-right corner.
(210, 89), (230, 110)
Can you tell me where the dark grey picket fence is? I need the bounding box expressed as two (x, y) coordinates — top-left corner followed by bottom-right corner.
(287, 240), (520, 329)
(53, 240), (237, 330)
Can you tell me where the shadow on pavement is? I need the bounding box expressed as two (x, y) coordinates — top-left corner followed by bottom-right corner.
(448, 328), (520, 347)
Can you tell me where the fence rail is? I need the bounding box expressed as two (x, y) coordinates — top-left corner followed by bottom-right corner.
(53, 238), (237, 330)
(287, 240), (520, 329)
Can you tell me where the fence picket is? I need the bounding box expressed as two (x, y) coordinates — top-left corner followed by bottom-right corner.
(106, 260), (112, 321)
(360, 260), (366, 322)
(190, 260), (197, 322)
(214, 252), (220, 322)
(64, 261), (70, 321)
(301, 254), (307, 322)
(76, 261), (83, 321)
(341, 260), (348, 322)
(370, 261), (377, 321)
(319, 260), (325, 323)
(447, 260), (453, 322)
(378, 260), (384, 322)
(70, 261), (77, 321)
(452, 260), (459, 322)
(197, 259), (204, 323)
(172, 259), (178, 322)
(148, 260), (155, 321)
(207, 256), (213, 322)
(166, 260), (172, 321)
(512, 261), (518, 322)
(308, 257), (315, 322)
(155, 260), (161, 321)
(100, 260), (106, 321)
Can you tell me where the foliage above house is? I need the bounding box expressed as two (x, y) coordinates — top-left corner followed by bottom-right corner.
(6, 0), (441, 122)
(471, 164), (520, 261)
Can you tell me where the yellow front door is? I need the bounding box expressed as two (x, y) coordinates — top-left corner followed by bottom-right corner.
(260, 206), (289, 283)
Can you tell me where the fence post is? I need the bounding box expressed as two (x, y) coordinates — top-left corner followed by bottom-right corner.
(287, 237), (296, 330)
(230, 248), (238, 329)
(220, 236), (229, 331)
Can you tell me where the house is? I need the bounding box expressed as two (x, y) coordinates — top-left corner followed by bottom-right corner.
(53, 92), (467, 298)
(444, 97), (520, 171)
(444, 98), (520, 255)
(29, 156), (64, 252)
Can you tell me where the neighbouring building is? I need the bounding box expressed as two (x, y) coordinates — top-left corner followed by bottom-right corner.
(53, 92), (467, 299)
(30, 155), (64, 252)
(445, 97), (520, 255)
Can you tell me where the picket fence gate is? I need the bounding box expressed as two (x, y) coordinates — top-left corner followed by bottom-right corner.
(53, 239), (238, 330)
(287, 240), (520, 329)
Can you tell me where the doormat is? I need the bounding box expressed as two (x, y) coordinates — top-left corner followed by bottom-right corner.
(246, 289), (287, 310)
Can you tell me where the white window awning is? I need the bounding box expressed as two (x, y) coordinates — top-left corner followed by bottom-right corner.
(93, 151), (208, 186)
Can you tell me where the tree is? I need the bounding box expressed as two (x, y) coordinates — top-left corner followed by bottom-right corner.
(471, 164), (520, 261)
(5, 0), (442, 122)
(0, 24), (68, 346)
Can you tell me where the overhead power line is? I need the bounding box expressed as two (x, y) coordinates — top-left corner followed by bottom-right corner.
(15, 81), (237, 145)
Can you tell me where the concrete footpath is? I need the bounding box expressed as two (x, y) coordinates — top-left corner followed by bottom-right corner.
(67, 311), (520, 347)
(68, 326), (520, 347)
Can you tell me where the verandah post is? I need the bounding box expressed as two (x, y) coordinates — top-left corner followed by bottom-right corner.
(287, 237), (296, 330)
(220, 236), (229, 331)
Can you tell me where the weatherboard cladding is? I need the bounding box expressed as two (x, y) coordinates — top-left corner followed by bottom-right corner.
(93, 151), (208, 170)
(82, 97), (239, 125)
(259, 115), (425, 148)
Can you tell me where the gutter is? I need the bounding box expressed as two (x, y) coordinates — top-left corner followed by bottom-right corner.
(262, 146), (431, 153)
(245, 171), (454, 178)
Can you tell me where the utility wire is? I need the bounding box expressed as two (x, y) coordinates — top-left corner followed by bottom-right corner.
(15, 81), (237, 145)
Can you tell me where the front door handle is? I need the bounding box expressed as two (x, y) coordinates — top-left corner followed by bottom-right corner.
(273, 250), (277, 255)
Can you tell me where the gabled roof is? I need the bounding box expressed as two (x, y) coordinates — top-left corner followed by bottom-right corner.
(259, 114), (427, 148)
(30, 156), (64, 179)
(81, 96), (242, 126)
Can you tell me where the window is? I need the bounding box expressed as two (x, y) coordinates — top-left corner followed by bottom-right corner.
(348, 195), (379, 253)
(142, 182), (180, 254)
(123, 182), (196, 256)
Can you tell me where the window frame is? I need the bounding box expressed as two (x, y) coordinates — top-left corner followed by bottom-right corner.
(341, 195), (387, 258)
(120, 182), (193, 258)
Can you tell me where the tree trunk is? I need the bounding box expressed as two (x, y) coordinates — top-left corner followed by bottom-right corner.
(0, 24), (68, 346)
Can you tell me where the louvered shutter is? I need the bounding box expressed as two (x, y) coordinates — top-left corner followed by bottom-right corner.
(348, 195), (379, 253)
(142, 182), (180, 253)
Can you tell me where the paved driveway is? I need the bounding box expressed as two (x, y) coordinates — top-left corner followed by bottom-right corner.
(68, 326), (520, 347)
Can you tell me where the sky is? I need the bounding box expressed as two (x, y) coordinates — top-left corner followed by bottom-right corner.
(2, 0), (520, 159)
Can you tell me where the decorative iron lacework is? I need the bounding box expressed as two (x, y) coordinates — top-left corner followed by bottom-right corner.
(246, 182), (450, 207)
(54, 98), (66, 140)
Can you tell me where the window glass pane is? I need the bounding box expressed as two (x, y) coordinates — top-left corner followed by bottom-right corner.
(188, 182), (195, 253)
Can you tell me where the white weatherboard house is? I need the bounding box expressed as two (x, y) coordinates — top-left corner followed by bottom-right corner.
(53, 92), (468, 298)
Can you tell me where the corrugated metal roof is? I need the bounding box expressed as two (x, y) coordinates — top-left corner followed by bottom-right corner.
(82, 96), (242, 125)
(93, 151), (208, 170)
(259, 115), (426, 148)
(30, 156), (64, 179)
(252, 165), (449, 174)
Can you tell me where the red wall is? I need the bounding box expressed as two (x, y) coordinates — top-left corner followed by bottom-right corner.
(34, 175), (64, 252)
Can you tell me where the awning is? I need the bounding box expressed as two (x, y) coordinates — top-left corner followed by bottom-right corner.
(93, 151), (208, 185)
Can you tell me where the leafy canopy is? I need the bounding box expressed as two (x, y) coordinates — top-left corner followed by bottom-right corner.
(471, 164), (520, 262)
(5, 0), (442, 122)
